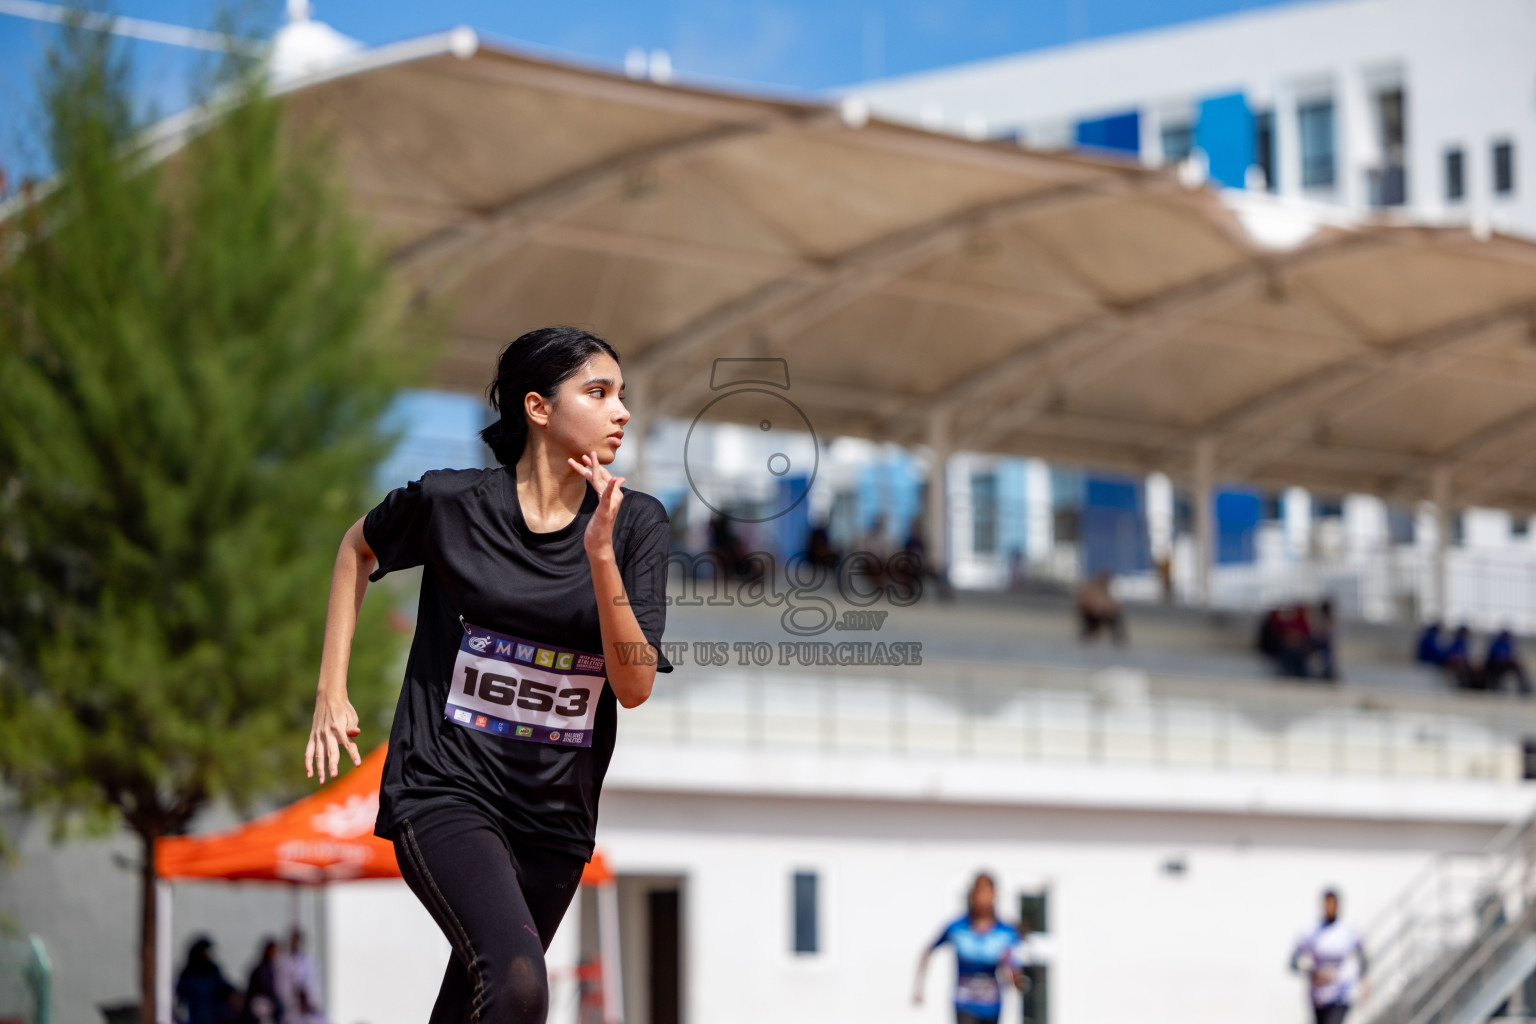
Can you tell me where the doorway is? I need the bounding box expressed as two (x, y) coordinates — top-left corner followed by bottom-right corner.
(584, 874), (682, 1024)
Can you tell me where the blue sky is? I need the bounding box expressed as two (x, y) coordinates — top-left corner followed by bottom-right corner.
(2, 0), (1307, 180)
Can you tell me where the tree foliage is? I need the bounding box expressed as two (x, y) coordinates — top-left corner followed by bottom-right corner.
(0, 16), (423, 1014)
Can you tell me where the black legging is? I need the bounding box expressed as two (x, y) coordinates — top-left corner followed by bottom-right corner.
(392, 799), (587, 1024)
(956, 1011), (999, 1024)
(1314, 1003), (1349, 1024)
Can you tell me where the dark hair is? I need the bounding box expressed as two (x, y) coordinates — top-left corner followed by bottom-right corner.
(967, 872), (996, 921)
(479, 326), (620, 467)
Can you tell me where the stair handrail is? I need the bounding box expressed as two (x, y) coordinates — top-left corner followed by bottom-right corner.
(1356, 798), (1536, 1024)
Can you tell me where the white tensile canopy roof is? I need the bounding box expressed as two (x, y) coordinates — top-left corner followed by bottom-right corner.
(272, 31), (1536, 514)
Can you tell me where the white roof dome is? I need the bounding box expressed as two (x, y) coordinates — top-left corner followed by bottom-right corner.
(270, 1), (362, 82)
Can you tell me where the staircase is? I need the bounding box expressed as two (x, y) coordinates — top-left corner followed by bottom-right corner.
(1357, 811), (1536, 1024)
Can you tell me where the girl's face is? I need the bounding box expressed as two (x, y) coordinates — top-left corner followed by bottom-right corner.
(536, 353), (629, 466)
(970, 878), (994, 916)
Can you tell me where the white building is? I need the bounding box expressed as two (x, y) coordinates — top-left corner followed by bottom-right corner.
(849, 0), (1536, 239)
(325, 654), (1536, 1024)
(834, 0), (1536, 627)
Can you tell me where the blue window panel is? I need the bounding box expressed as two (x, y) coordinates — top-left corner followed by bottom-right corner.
(1081, 473), (1150, 575)
(793, 871), (818, 954)
(1075, 111), (1141, 156)
(1215, 487), (1263, 564)
(997, 459), (1030, 562)
(1299, 100), (1337, 188)
(857, 454), (924, 547)
(1196, 93), (1254, 189)
(772, 474), (811, 565)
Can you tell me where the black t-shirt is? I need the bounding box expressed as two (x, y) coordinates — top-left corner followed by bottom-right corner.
(363, 466), (673, 859)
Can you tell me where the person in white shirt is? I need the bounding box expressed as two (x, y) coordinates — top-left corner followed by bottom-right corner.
(1291, 888), (1368, 1024)
(275, 929), (326, 1024)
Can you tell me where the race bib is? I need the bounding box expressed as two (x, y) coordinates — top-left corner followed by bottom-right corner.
(446, 618), (605, 748)
(956, 972), (1000, 1007)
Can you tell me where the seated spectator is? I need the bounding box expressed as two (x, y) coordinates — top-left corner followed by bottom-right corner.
(1257, 607), (1285, 663)
(176, 936), (236, 1024)
(1441, 625), (1478, 691)
(1482, 629), (1531, 696)
(1007, 547), (1028, 591)
(277, 929), (325, 1024)
(1309, 599), (1338, 681)
(239, 939), (284, 1024)
(806, 521), (838, 569)
(856, 513), (893, 590)
(1275, 604), (1313, 679)
(1076, 571), (1125, 645)
(902, 515), (952, 602)
(667, 496), (690, 553)
(1416, 622), (1445, 665)
(708, 511), (764, 583)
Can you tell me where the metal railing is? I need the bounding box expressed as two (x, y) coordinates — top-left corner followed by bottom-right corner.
(624, 659), (1536, 783)
(1010, 536), (1536, 633)
(1355, 810), (1536, 1024)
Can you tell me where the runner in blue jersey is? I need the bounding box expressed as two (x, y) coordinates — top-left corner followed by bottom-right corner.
(913, 872), (1025, 1024)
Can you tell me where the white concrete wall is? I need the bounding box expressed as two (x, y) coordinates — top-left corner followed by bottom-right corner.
(323, 740), (1535, 1024)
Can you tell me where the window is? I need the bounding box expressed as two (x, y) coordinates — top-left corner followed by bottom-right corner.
(1161, 121), (1193, 165)
(1494, 140), (1515, 195)
(1019, 892), (1050, 1024)
(1377, 89), (1405, 162)
(1369, 89), (1406, 206)
(1298, 99), (1336, 188)
(1254, 110), (1276, 191)
(792, 871), (818, 954)
(1446, 147), (1465, 201)
(1172, 490), (1193, 537)
(1312, 496), (1344, 520)
(971, 472), (998, 555)
(1019, 891), (1049, 934)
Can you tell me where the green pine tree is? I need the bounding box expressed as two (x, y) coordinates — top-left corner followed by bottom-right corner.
(0, 15), (428, 1023)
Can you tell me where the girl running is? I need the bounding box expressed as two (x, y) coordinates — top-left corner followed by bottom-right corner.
(914, 872), (1026, 1024)
(304, 326), (673, 1024)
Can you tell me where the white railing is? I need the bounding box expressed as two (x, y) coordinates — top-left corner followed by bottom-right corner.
(996, 531), (1536, 632)
(1355, 811), (1536, 1024)
(625, 659), (1536, 783)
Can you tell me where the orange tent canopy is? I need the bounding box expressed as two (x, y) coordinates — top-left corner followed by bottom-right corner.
(582, 849), (614, 886)
(157, 745), (400, 884)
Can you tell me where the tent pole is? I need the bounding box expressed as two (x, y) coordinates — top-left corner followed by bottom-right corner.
(155, 882), (173, 1024)
(597, 880), (624, 1024)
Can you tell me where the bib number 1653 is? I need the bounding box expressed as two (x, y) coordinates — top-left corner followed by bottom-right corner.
(461, 666), (589, 718)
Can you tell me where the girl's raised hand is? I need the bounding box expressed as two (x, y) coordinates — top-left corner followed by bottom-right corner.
(568, 451), (624, 557)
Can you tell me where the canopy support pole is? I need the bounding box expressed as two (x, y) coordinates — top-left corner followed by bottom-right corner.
(1193, 438), (1216, 607)
(925, 407), (952, 585)
(624, 368), (654, 493)
(1431, 467), (1453, 623)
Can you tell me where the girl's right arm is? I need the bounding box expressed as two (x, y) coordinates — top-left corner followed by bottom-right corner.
(305, 515), (378, 782)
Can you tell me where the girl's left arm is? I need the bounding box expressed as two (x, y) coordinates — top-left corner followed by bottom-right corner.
(574, 451), (660, 708)
(589, 544), (659, 708)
